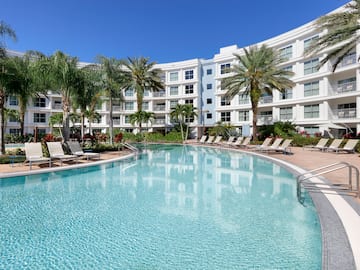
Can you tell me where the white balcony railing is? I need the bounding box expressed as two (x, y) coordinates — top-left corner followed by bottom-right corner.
(336, 82), (356, 94)
(332, 108), (357, 119)
(154, 105), (166, 111)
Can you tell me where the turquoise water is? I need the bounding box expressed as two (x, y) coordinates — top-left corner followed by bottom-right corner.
(0, 144), (321, 269)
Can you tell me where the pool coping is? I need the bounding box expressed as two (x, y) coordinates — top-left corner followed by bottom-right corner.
(0, 144), (358, 270)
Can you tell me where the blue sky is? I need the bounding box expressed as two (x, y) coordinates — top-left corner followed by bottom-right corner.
(1, 0), (349, 64)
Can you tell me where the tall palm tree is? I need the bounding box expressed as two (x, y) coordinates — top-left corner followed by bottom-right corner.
(0, 21), (17, 58)
(170, 104), (197, 142)
(221, 45), (295, 141)
(37, 51), (80, 142)
(85, 110), (101, 135)
(0, 21), (16, 154)
(305, 0), (360, 71)
(71, 65), (102, 140)
(49, 112), (63, 137)
(97, 56), (124, 145)
(120, 57), (164, 129)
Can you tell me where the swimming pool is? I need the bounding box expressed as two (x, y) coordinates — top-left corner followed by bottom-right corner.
(0, 144), (321, 269)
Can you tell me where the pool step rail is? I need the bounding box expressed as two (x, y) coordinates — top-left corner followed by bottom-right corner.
(297, 162), (359, 205)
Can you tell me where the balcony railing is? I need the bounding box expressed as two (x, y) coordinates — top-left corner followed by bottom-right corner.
(338, 54), (357, 68)
(154, 119), (165, 124)
(333, 108), (357, 119)
(257, 116), (273, 124)
(153, 91), (166, 97)
(112, 105), (121, 111)
(336, 82), (356, 94)
(154, 105), (166, 111)
(112, 120), (121, 125)
(52, 104), (62, 110)
(259, 96), (273, 104)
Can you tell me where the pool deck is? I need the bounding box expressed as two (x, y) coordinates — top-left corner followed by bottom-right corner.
(0, 144), (359, 269)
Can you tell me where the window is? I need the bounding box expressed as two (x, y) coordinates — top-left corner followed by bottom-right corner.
(279, 45), (293, 61)
(337, 77), (356, 93)
(9, 115), (18, 122)
(169, 72), (178, 81)
(282, 65), (293, 78)
(124, 115), (130, 124)
(206, 98), (212, 104)
(206, 83), (212, 90)
(92, 116), (102, 124)
(170, 100), (178, 109)
(304, 35), (319, 50)
(34, 113), (46, 123)
(125, 102), (134, 110)
(125, 89), (134, 96)
(281, 88), (293, 100)
(144, 90), (150, 96)
(185, 70), (194, 80)
(239, 111), (249, 121)
(170, 86), (178, 96)
(95, 102), (102, 110)
(304, 126), (319, 135)
(337, 102), (356, 118)
(220, 96), (231, 106)
(206, 69), (212, 75)
(304, 58), (319, 75)
(220, 63), (231, 74)
(33, 97), (46, 107)
(9, 128), (21, 135)
(304, 104), (319, 118)
(142, 102), (149, 110)
(340, 52), (356, 67)
(220, 112), (231, 122)
(37, 128), (46, 135)
(185, 84), (194, 94)
(260, 111), (273, 122)
(239, 94), (250, 104)
(206, 113), (212, 119)
(112, 116), (120, 125)
(9, 96), (18, 106)
(304, 81), (319, 97)
(280, 107), (293, 120)
(185, 99), (193, 105)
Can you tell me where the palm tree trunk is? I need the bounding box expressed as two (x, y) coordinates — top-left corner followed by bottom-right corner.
(0, 90), (5, 154)
(251, 102), (258, 141)
(80, 112), (85, 142)
(109, 97), (113, 145)
(19, 103), (25, 136)
(62, 95), (70, 142)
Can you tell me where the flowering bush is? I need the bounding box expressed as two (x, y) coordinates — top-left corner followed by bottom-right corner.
(42, 133), (55, 142)
(114, 133), (123, 143)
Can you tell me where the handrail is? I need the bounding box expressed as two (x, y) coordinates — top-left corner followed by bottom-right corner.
(120, 142), (139, 153)
(297, 162), (360, 204)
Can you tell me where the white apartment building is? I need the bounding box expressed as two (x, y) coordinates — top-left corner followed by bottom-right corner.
(5, 4), (360, 138)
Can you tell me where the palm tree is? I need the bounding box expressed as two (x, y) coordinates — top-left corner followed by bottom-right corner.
(71, 65), (102, 141)
(129, 111), (155, 133)
(170, 104), (197, 142)
(221, 45), (295, 141)
(97, 56), (124, 145)
(49, 112), (63, 137)
(36, 51), (80, 142)
(0, 21), (17, 58)
(0, 21), (16, 154)
(305, 0), (360, 71)
(120, 57), (164, 129)
(84, 110), (101, 136)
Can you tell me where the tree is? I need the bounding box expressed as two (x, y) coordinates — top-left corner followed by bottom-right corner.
(120, 57), (164, 129)
(129, 111), (155, 133)
(305, 0), (360, 71)
(49, 112), (63, 137)
(84, 110), (101, 136)
(170, 104), (197, 142)
(0, 21), (17, 58)
(208, 121), (235, 139)
(97, 56), (124, 145)
(37, 51), (80, 142)
(221, 45), (295, 141)
(71, 65), (102, 141)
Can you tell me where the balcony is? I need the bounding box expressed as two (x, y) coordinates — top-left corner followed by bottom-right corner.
(333, 108), (357, 119)
(257, 115), (273, 124)
(153, 91), (166, 97)
(112, 105), (121, 112)
(154, 118), (165, 124)
(113, 119), (121, 125)
(154, 105), (166, 111)
(336, 82), (356, 94)
(259, 96), (273, 104)
(338, 53), (357, 68)
(52, 103), (62, 110)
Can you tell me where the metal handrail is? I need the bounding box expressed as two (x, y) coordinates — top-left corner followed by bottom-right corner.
(297, 162), (360, 204)
(121, 142), (139, 153)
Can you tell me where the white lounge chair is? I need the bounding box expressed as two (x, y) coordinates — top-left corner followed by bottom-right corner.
(325, 139), (343, 153)
(261, 138), (283, 152)
(205, 136), (215, 144)
(253, 137), (272, 151)
(231, 137), (244, 147)
(24, 142), (51, 170)
(276, 139), (293, 154)
(213, 136), (223, 144)
(199, 135), (207, 144)
(329, 139), (358, 154)
(304, 138), (329, 151)
(46, 142), (78, 166)
(236, 137), (251, 148)
(66, 141), (100, 160)
(223, 136), (235, 146)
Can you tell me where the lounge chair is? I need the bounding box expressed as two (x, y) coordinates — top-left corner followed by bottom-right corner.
(199, 135), (207, 144)
(236, 137), (251, 148)
(231, 137), (244, 147)
(304, 138), (329, 151)
(261, 138), (283, 152)
(24, 142), (51, 170)
(325, 139), (343, 153)
(328, 139), (358, 154)
(253, 137), (272, 151)
(205, 136), (215, 144)
(223, 136), (235, 146)
(46, 142), (78, 166)
(276, 139), (293, 154)
(66, 141), (100, 160)
(213, 136), (223, 144)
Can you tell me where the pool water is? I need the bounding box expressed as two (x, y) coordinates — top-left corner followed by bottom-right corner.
(0, 144), (321, 269)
